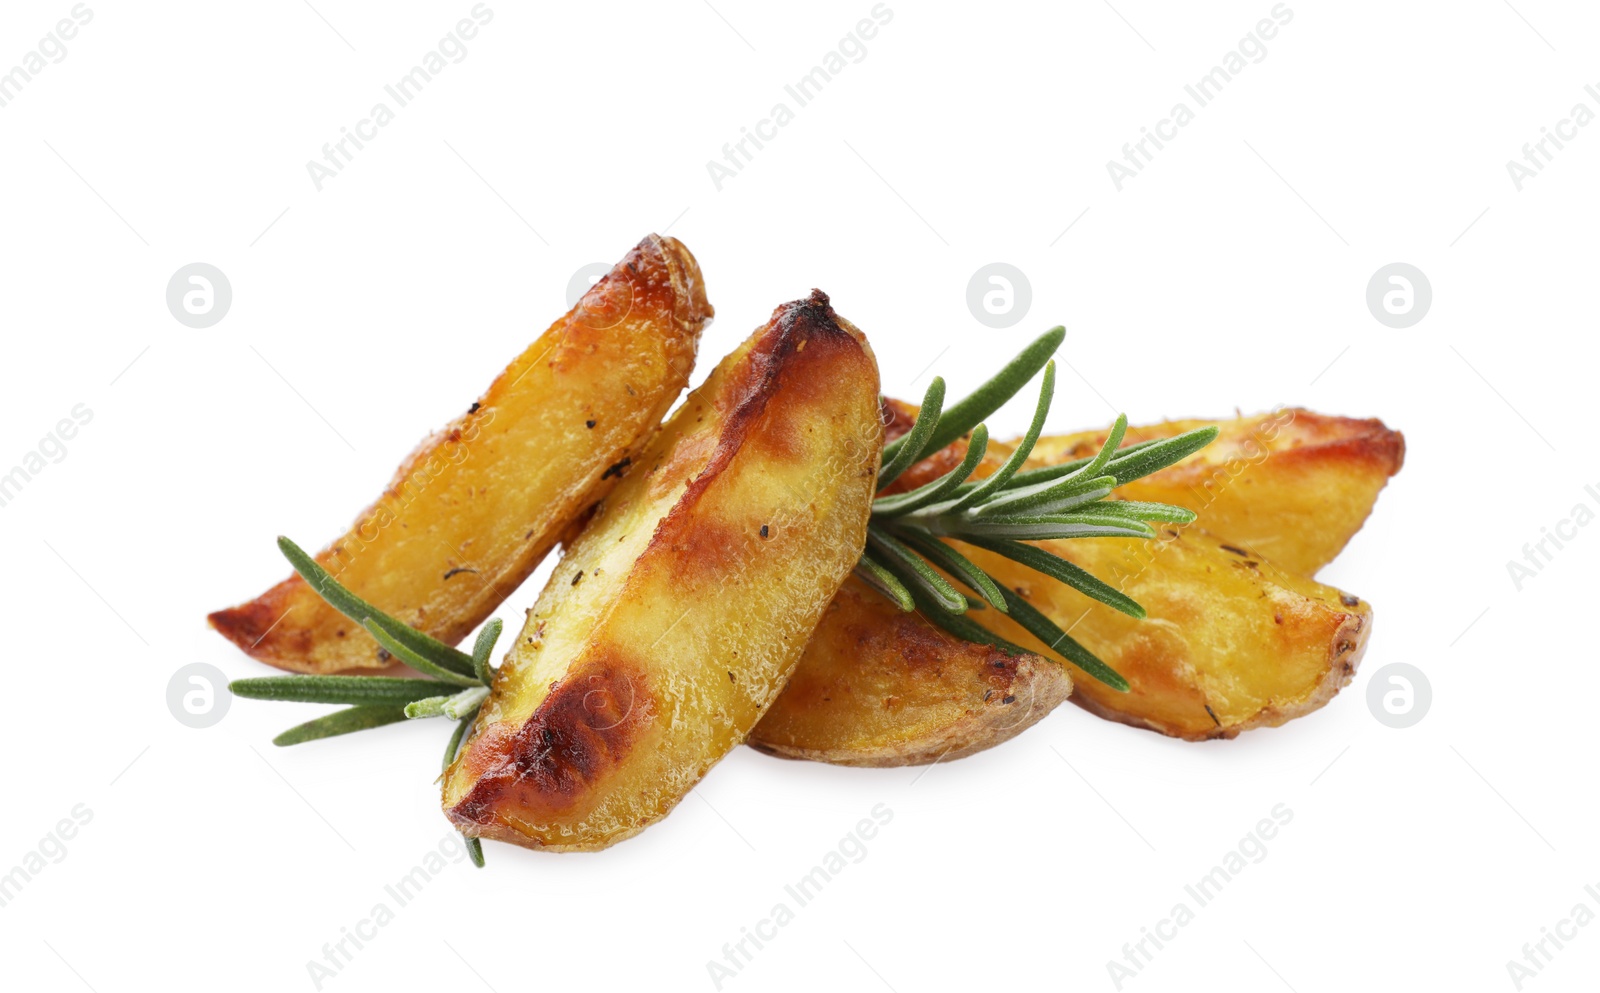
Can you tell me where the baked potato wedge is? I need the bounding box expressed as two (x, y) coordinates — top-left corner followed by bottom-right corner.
(751, 403), (1390, 759)
(1028, 409), (1405, 576)
(442, 291), (881, 851)
(958, 529), (1371, 740)
(747, 575), (1071, 766)
(210, 235), (712, 674)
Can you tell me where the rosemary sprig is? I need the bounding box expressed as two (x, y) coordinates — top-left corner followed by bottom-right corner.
(229, 536), (502, 867)
(858, 329), (1218, 693)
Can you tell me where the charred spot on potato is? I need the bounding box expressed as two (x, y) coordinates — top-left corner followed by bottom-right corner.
(1204, 704), (1221, 727)
(571, 570), (584, 586)
(586, 419), (597, 429)
(452, 664), (654, 824)
(602, 457), (633, 480)
(1002, 695), (1016, 705)
(1220, 544), (1249, 557)
(469, 402), (481, 414)
(1340, 594), (1359, 607)
(443, 567), (477, 581)
(760, 524), (770, 539)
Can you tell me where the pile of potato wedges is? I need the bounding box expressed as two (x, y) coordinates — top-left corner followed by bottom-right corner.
(212, 235), (1404, 852)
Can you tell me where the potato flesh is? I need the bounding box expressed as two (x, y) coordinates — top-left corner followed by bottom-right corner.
(443, 291), (882, 850)
(209, 235), (711, 674)
(1028, 408), (1405, 576)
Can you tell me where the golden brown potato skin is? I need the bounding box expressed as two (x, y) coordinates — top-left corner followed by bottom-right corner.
(442, 291), (881, 851)
(748, 576), (1071, 766)
(209, 235), (712, 674)
(1029, 409), (1405, 576)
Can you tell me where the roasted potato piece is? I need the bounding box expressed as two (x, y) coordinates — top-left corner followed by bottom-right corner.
(752, 403), (1390, 759)
(747, 576), (1071, 766)
(210, 235), (712, 674)
(959, 530), (1371, 740)
(1028, 409), (1405, 575)
(442, 291), (881, 851)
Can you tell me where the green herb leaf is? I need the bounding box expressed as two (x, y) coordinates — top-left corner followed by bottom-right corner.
(871, 425), (990, 517)
(442, 706), (478, 774)
(931, 513), (1156, 542)
(854, 555), (915, 611)
(1081, 500), (1197, 524)
(977, 436), (1165, 495)
(895, 528), (1009, 612)
(231, 676), (455, 707)
(971, 474), (1116, 519)
(1058, 413), (1128, 487)
(1102, 426), (1220, 486)
(906, 583), (1034, 658)
(404, 695), (453, 719)
(407, 686), (488, 720)
(442, 706), (486, 869)
(362, 618), (481, 687)
(443, 686), (489, 720)
(876, 377), (946, 489)
(277, 536), (477, 679)
(866, 526), (968, 613)
(955, 537), (1146, 619)
(948, 361), (1056, 512)
(471, 619), (502, 686)
(910, 326), (1065, 460)
(996, 587), (1130, 692)
(272, 705), (411, 746)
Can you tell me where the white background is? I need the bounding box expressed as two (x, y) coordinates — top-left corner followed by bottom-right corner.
(1, 1), (1596, 990)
